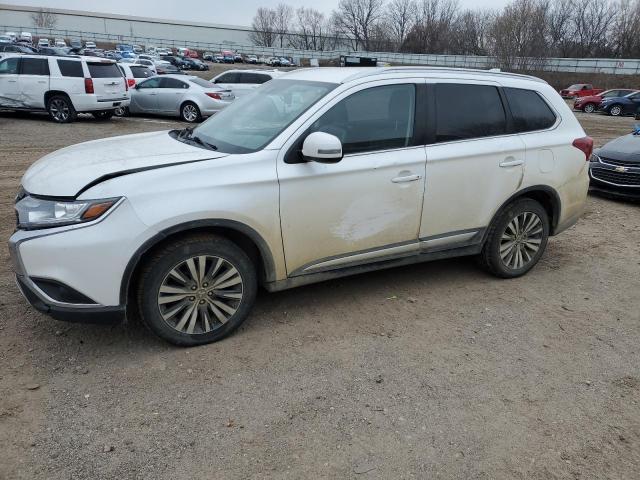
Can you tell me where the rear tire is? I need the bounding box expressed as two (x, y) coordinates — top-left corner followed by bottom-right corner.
(180, 101), (201, 123)
(47, 95), (76, 123)
(137, 234), (257, 347)
(114, 106), (128, 117)
(478, 198), (549, 278)
(92, 110), (114, 120)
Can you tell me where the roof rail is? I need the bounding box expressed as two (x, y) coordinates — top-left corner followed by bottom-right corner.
(342, 66), (546, 84)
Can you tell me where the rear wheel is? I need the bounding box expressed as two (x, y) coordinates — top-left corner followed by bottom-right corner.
(583, 103), (596, 113)
(92, 110), (114, 120)
(137, 234), (257, 346)
(114, 106), (128, 117)
(478, 198), (549, 278)
(180, 102), (201, 123)
(47, 95), (76, 123)
(609, 104), (623, 116)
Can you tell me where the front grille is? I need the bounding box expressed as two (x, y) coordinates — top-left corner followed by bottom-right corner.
(592, 168), (640, 186)
(600, 156), (640, 168)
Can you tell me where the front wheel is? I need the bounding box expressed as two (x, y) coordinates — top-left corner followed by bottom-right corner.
(583, 103), (596, 113)
(478, 198), (549, 278)
(114, 106), (128, 117)
(180, 102), (201, 123)
(137, 234), (257, 346)
(609, 104), (623, 116)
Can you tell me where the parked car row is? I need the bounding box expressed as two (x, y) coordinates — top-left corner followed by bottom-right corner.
(567, 85), (640, 116)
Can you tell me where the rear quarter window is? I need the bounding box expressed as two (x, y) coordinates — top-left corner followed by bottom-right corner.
(87, 62), (122, 78)
(57, 59), (84, 77)
(504, 88), (556, 133)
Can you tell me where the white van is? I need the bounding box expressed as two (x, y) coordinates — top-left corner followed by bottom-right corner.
(19, 32), (32, 43)
(0, 54), (129, 122)
(9, 67), (590, 345)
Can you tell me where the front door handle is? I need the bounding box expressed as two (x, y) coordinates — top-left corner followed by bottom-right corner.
(391, 174), (422, 183)
(500, 158), (524, 167)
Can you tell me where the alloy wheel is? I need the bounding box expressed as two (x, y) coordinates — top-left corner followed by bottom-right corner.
(584, 104), (595, 113)
(499, 212), (544, 270)
(50, 99), (69, 122)
(182, 104), (198, 122)
(157, 255), (244, 335)
(610, 105), (622, 116)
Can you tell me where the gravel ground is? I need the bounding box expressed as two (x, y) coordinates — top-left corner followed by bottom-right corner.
(0, 101), (639, 480)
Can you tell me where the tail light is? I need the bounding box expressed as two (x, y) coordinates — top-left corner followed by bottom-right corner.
(206, 92), (221, 100)
(572, 136), (594, 161)
(84, 77), (94, 94)
(127, 78), (135, 88)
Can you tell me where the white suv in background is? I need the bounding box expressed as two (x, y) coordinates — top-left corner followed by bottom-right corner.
(10, 67), (590, 346)
(210, 69), (284, 97)
(0, 54), (129, 122)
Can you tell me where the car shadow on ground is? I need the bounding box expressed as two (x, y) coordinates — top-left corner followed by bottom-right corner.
(16, 255), (487, 352)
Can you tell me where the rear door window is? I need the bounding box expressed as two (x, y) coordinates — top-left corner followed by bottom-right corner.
(87, 62), (122, 78)
(160, 77), (188, 89)
(435, 84), (506, 142)
(504, 88), (556, 133)
(20, 58), (49, 75)
(137, 77), (162, 89)
(57, 59), (84, 77)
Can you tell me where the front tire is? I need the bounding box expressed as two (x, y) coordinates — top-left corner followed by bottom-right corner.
(47, 95), (76, 123)
(137, 234), (257, 346)
(114, 106), (128, 117)
(609, 104), (623, 116)
(478, 198), (549, 278)
(583, 103), (596, 113)
(180, 101), (201, 123)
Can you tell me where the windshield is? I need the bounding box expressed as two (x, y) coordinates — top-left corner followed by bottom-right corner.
(567, 84), (584, 90)
(193, 79), (336, 154)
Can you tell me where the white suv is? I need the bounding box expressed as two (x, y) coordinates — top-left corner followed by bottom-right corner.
(9, 67), (590, 346)
(0, 54), (129, 122)
(210, 69), (284, 97)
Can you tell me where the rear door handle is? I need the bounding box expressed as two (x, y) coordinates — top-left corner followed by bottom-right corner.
(391, 174), (422, 183)
(499, 158), (524, 167)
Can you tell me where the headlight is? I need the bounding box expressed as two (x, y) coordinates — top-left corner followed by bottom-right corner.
(15, 195), (121, 230)
(589, 153), (601, 163)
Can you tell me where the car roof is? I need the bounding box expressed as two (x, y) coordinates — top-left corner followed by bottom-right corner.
(223, 69), (283, 76)
(280, 66), (546, 85)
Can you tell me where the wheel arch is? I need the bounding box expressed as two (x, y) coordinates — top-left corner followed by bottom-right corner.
(120, 219), (277, 307)
(44, 90), (72, 106)
(486, 186), (561, 240)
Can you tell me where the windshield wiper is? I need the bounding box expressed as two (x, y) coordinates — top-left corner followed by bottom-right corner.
(174, 127), (217, 150)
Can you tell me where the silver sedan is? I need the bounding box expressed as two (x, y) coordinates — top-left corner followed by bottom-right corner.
(128, 75), (235, 122)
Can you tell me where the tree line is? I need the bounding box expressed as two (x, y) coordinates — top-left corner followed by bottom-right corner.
(250, 0), (640, 67)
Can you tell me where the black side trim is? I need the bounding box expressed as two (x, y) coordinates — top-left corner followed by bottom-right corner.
(119, 219), (277, 305)
(264, 244), (482, 292)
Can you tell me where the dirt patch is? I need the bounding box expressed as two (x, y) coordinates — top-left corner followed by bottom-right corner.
(0, 105), (639, 479)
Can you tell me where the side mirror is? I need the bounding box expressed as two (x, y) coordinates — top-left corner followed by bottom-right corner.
(301, 132), (343, 164)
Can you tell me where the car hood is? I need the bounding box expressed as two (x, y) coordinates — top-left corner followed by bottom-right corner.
(597, 133), (640, 163)
(576, 95), (601, 102)
(22, 130), (227, 197)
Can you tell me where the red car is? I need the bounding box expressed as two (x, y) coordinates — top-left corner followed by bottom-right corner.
(559, 84), (604, 99)
(574, 88), (638, 113)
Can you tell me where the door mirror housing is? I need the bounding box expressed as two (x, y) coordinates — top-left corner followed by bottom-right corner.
(301, 132), (343, 164)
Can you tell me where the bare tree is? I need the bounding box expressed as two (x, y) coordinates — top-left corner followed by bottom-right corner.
(571, 0), (616, 56)
(291, 7), (330, 50)
(386, 0), (418, 50)
(610, 0), (640, 57)
(403, 0), (459, 53)
(30, 8), (57, 28)
(489, 0), (549, 70)
(334, 0), (386, 50)
(547, 0), (574, 56)
(451, 9), (492, 55)
(250, 7), (278, 47)
(274, 3), (294, 48)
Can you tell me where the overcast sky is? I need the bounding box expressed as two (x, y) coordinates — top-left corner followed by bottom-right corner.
(9, 0), (511, 26)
